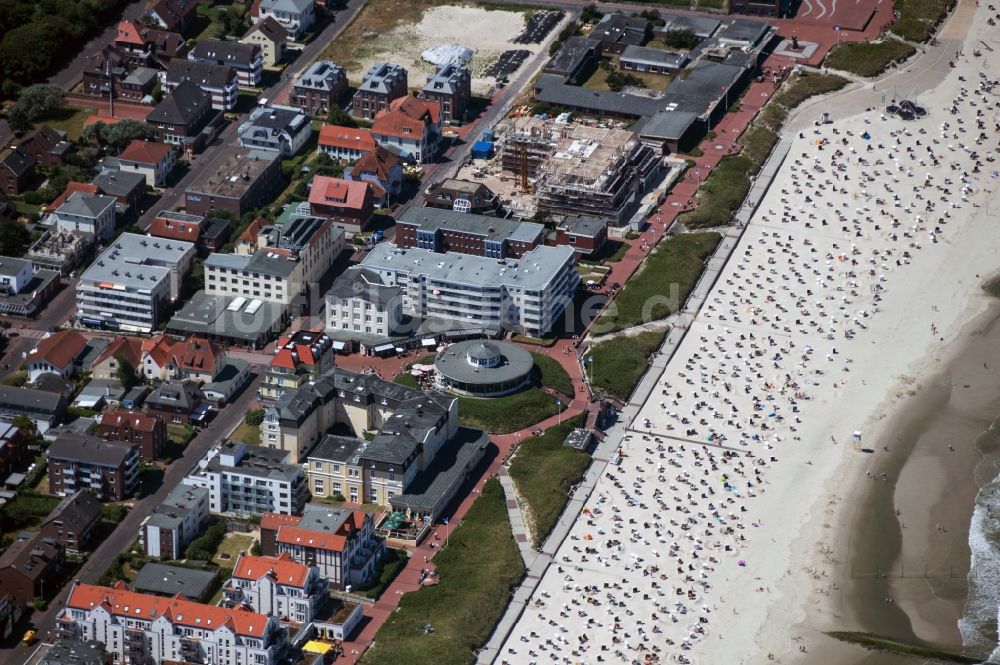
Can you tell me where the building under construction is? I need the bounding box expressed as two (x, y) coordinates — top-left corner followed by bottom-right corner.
(499, 116), (660, 225)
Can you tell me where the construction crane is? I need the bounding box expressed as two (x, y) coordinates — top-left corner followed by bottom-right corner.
(517, 144), (530, 194)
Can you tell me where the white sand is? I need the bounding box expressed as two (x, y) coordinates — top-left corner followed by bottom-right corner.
(351, 6), (552, 95)
(497, 4), (1000, 664)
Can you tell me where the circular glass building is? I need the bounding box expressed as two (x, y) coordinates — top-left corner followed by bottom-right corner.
(434, 340), (534, 397)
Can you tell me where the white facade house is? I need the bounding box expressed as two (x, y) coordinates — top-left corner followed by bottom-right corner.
(237, 106), (312, 157)
(58, 582), (284, 665)
(358, 243), (581, 337)
(118, 140), (176, 187)
(0, 257), (33, 296)
(257, 0), (315, 38)
(182, 441), (308, 516)
(76, 233), (195, 333)
(52, 192), (116, 240)
(141, 485), (210, 559)
(225, 553), (327, 624)
(325, 266), (404, 339)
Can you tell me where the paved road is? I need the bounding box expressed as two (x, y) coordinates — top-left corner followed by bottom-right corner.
(48, 0), (150, 90)
(0, 369), (264, 665)
(136, 0), (370, 231)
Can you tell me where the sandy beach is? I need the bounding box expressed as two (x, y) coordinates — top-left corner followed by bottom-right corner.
(496, 1), (1000, 663)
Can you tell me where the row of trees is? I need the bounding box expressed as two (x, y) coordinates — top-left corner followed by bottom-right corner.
(0, 0), (130, 97)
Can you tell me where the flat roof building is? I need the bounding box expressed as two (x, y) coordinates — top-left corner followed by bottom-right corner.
(395, 207), (543, 259)
(184, 147), (282, 218)
(133, 562), (218, 601)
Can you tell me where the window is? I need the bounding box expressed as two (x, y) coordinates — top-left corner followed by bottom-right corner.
(313, 479), (324, 493)
(313, 461), (322, 470)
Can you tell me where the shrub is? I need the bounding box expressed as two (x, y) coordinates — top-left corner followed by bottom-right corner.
(243, 409), (264, 426)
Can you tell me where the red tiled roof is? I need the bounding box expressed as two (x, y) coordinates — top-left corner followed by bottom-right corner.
(174, 337), (221, 375)
(388, 95), (441, 125)
(318, 125), (376, 153)
(232, 552), (309, 587)
(115, 20), (145, 46)
(47, 182), (98, 212)
(94, 336), (143, 369)
(308, 176), (370, 211)
(260, 512), (301, 531)
(275, 525), (347, 552)
(26, 331), (88, 370)
(120, 140), (172, 166)
(352, 145), (400, 184)
(150, 215), (204, 243)
(67, 582), (269, 637)
(100, 409), (159, 433)
(142, 334), (175, 368)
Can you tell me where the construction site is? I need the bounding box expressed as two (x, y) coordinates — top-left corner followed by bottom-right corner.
(458, 114), (662, 225)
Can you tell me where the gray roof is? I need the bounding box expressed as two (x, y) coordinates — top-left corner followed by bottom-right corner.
(57, 192), (116, 219)
(533, 74), (670, 118)
(422, 63), (469, 96)
(362, 242), (576, 292)
(434, 339), (534, 385)
(123, 66), (159, 87)
(241, 105), (308, 133)
(296, 503), (357, 532)
(146, 484), (209, 529)
(295, 60), (346, 92)
(397, 207), (543, 245)
(634, 109), (700, 141)
(659, 13), (721, 38)
(309, 434), (366, 465)
(189, 39), (260, 67)
(147, 80), (213, 126)
(167, 291), (286, 342)
(43, 491), (102, 531)
(0, 256), (31, 278)
(245, 15), (288, 44)
(186, 146), (279, 198)
(662, 61), (746, 115)
(391, 428), (489, 516)
(203, 358), (250, 395)
(545, 36), (599, 77)
(93, 170), (146, 197)
(260, 0), (314, 14)
(205, 441), (301, 481)
(326, 266), (402, 307)
(0, 385), (65, 416)
(717, 18), (771, 46)
(145, 380), (200, 411)
(556, 214), (608, 238)
(80, 233), (194, 288)
(246, 250), (299, 278)
(166, 59), (235, 90)
(40, 638), (107, 665)
(0, 149), (35, 177)
(359, 63), (407, 94)
(133, 562), (218, 599)
(620, 45), (689, 68)
(75, 378), (126, 402)
(48, 433), (136, 467)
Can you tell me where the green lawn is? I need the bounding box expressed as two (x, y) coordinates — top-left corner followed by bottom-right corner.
(231, 421), (261, 445)
(696, 0), (727, 8)
(356, 547), (409, 600)
(823, 39), (917, 78)
(771, 72), (849, 112)
(581, 57), (672, 91)
(35, 106), (91, 141)
(0, 492), (60, 533)
(891, 0), (955, 42)
(508, 415), (590, 546)
(595, 232), (720, 333)
(676, 155), (753, 229)
(530, 353), (574, 397)
(212, 533), (255, 567)
(457, 388), (565, 434)
(587, 329), (667, 401)
(603, 240), (630, 263)
(360, 478), (524, 665)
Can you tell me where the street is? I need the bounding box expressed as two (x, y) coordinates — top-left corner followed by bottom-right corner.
(0, 369), (264, 665)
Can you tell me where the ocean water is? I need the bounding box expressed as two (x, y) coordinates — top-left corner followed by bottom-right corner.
(960, 419), (1000, 663)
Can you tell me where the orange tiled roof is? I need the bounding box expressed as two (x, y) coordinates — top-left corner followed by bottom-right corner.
(232, 552), (309, 587)
(48, 182), (99, 212)
(150, 215), (203, 243)
(26, 331), (88, 370)
(120, 139), (172, 166)
(318, 125), (376, 153)
(388, 95), (441, 125)
(115, 20), (146, 46)
(260, 512), (301, 531)
(352, 145), (400, 184)
(67, 582), (270, 637)
(275, 525), (347, 552)
(308, 176), (370, 211)
(100, 409), (159, 433)
(93, 336), (143, 369)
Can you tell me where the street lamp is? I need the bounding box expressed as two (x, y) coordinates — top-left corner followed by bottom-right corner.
(556, 398), (561, 425)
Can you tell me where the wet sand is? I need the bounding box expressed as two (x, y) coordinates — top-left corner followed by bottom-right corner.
(800, 296), (1000, 664)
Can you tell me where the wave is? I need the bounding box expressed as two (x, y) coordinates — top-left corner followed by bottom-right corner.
(960, 475), (1000, 663)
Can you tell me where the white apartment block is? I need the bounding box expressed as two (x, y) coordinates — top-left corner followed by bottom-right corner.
(58, 582), (284, 665)
(141, 485), (210, 560)
(225, 553), (327, 624)
(182, 441), (308, 516)
(205, 214), (343, 306)
(53, 192), (117, 240)
(76, 233), (195, 333)
(325, 266), (404, 339)
(359, 243), (581, 337)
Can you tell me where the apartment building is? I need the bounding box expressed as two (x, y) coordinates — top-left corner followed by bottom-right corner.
(0, 386), (67, 435)
(38, 491), (102, 554)
(188, 39), (263, 87)
(47, 433), (140, 501)
(395, 207), (542, 259)
(325, 267), (404, 340)
(290, 60), (347, 117)
(145, 80), (224, 153)
(225, 553), (327, 623)
(419, 63), (472, 123)
(183, 441), (308, 516)
(261, 328), (335, 400)
(307, 176), (373, 234)
(140, 334), (224, 383)
(240, 16), (287, 67)
(141, 484), (210, 559)
(260, 505), (381, 589)
(184, 146), (283, 218)
(350, 63), (407, 120)
(317, 125), (376, 162)
(257, 0), (315, 38)
(52, 192), (116, 240)
(343, 145), (402, 207)
(357, 242), (580, 337)
(58, 582), (285, 665)
(76, 233), (195, 333)
(118, 140), (176, 187)
(165, 60), (240, 111)
(0, 536), (64, 604)
(97, 409), (166, 460)
(0, 420), (27, 482)
(370, 96), (441, 164)
(237, 106), (312, 157)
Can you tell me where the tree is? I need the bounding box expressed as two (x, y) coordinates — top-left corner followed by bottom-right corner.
(580, 4), (603, 23)
(7, 83), (64, 132)
(83, 120), (156, 151)
(115, 354), (140, 391)
(244, 409), (264, 426)
(634, 9), (666, 27)
(326, 105), (360, 128)
(660, 29), (699, 50)
(216, 6), (247, 39)
(0, 218), (31, 257)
